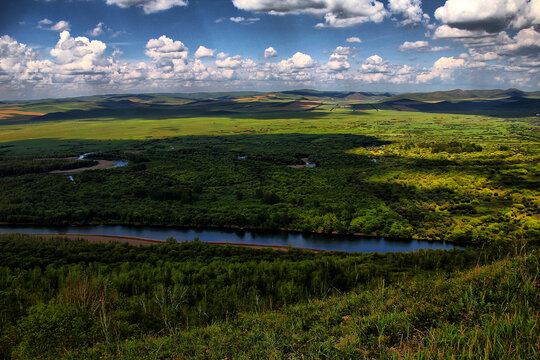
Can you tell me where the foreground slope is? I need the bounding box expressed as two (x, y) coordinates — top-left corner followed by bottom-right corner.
(0, 234), (536, 359)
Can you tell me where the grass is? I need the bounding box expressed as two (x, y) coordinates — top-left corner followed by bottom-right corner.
(0, 108), (534, 151)
(58, 252), (539, 360)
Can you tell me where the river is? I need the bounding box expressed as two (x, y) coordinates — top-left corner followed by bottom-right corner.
(0, 224), (463, 253)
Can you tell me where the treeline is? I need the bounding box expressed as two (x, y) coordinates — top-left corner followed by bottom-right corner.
(0, 234), (515, 359)
(417, 141), (483, 153)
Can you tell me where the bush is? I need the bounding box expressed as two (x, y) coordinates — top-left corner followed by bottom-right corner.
(14, 303), (96, 359)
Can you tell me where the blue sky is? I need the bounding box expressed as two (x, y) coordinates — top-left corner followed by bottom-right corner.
(0, 0), (539, 99)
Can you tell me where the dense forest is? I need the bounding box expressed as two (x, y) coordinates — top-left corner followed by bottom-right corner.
(0, 234), (537, 359)
(0, 134), (538, 244)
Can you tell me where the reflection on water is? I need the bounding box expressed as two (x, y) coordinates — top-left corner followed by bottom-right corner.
(113, 160), (128, 168)
(0, 224), (463, 253)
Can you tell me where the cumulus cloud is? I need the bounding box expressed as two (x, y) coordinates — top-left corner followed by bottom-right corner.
(388, 0), (430, 27)
(194, 45), (216, 58)
(232, 0), (388, 28)
(398, 40), (451, 52)
(215, 55), (255, 69)
(264, 46), (278, 58)
(434, 0), (539, 33)
(106, 0), (188, 14)
(499, 26), (540, 55)
(433, 56), (465, 69)
(346, 37), (362, 43)
(1, 24), (538, 99)
(38, 19), (71, 32)
(432, 24), (491, 39)
(361, 54), (391, 73)
(50, 31), (109, 73)
(278, 52), (316, 69)
(327, 53), (350, 72)
(332, 46), (355, 55)
(145, 35), (188, 60)
(416, 56), (467, 83)
(0, 35), (44, 87)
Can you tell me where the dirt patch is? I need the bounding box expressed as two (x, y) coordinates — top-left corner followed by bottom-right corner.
(0, 108), (46, 118)
(288, 157), (316, 168)
(50, 160), (117, 173)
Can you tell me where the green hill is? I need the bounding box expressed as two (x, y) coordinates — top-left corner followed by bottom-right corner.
(0, 234), (536, 359)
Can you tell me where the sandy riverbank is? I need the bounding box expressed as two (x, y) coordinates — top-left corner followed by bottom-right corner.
(33, 233), (326, 252)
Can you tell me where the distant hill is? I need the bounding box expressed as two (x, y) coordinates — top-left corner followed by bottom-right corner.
(360, 95), (540, 116)
(280, 89), (393, 99)
(385, 88), (534, 102)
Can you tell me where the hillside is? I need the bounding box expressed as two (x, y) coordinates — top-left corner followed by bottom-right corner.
(0, 234), (536, 359)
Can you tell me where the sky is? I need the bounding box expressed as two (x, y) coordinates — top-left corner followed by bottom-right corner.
(0, 0), (539, 100)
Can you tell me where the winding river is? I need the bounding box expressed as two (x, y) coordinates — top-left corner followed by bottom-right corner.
(0, 224), (463, 253)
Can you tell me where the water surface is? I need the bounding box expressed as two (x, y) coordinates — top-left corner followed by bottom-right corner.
(0, 224), (463, 253)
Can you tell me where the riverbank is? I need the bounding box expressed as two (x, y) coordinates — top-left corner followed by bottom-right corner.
(33, 233), (326, 252)
(0, 223), (464, 252)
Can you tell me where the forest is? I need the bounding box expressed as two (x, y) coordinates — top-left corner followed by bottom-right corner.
(0, 132), (538, 244)
(0, 234), (537, 359)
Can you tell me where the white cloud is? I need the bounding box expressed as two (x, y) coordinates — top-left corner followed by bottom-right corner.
(361, 54), (390, 73)
(332, 46), (354, 55)
(50, 31), (109, 73)
(327, 53), (350, 71)
(432, 24), (491, 39)
(264, 46), (278, 58)
(388, 0), (430, 27)
(87, 22), (106, 37)
(194, 45), (216, 58)
(216, 52), (228, 58)
(346, 37), (362, 43)
(434, 56), (465, 69)
(278, 52), (316, 70)
(232, 0), (388, 28)
(398, 40), (450, 52)
(434, 0), (539, 33)
(145, 35), (188, 60)
(50, 21), (71, 32)
(106, 0), (188, 14)
(215, 55), (255, 69)
(499, 26), (540, 54)
(230, 16), (260, 24)
(38, 19), (71, 32)
(37, 19), (53, 28)
(416, 56), (467, 83)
